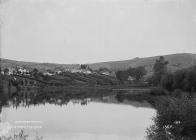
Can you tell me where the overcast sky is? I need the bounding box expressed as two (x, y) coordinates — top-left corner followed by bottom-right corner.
(0, 0), (196, 64)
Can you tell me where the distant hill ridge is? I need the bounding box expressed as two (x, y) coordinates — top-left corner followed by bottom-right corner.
(1, 53), (196, 75)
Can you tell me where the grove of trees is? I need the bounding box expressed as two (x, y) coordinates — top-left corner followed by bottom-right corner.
(127, 66), (147, 81)
(115, 70), (129, 84)
(115, 66), (147, 83)
(150, 56), (196, 92)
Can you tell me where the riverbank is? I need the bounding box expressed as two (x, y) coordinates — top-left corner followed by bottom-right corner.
(0, 74), (150, 93)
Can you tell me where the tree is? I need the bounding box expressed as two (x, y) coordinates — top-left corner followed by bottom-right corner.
(184, 69), (196, 92)
(134, 66), (147, 80)
(172, 67), (196, 92)
(152, 56), (168, 85)
(115, 70), (129, 84)
(127, 67), (135, 77)
(31, 68), (39, 77)
(160, 73), (174, 91)
(127, 66), (147, 81)
(3, 68), (9, 75)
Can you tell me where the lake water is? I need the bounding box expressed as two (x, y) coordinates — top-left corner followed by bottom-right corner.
(0, 90), (155, 140)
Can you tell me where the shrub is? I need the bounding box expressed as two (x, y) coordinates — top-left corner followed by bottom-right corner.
(146, 96), (196, 140)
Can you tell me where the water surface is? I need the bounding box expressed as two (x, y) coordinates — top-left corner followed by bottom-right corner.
(0, 90), (155, 140)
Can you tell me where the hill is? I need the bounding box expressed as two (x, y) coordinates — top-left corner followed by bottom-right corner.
(1, 53), (196, 75)
(89, 53), (196, 75)
(0, 59), (80, 72)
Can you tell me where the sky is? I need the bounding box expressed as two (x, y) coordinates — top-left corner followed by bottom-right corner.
(0, 0), (196, 64)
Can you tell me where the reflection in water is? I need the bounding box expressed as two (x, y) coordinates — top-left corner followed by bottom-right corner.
(0, 88), (152, 109)
(0, 89), (155, 140)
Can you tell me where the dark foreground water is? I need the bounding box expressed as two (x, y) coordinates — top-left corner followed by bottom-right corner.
(0, 89), (155, 140)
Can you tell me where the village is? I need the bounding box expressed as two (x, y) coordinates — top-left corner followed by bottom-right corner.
(0, 63), (149, 93)
(0, 64), (115, 77)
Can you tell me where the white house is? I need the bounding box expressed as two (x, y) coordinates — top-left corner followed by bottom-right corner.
(43, 72), (54, 76)
(71, 69), (82, 73)
(81, 69), (92, 74)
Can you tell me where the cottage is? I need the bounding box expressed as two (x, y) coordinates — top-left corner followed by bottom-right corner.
(43, 72), (54, 76)
(98, 68), (116, 77)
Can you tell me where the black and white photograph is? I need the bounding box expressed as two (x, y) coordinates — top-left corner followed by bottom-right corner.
(0, 0), (196, 139)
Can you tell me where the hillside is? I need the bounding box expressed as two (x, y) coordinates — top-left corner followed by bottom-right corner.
(1, 53), (196, 75)
(0, 59), (80, 72)
(89, 53), (196, 75)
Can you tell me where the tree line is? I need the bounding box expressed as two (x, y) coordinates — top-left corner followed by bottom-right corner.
(115, 66), (147, 83)
(149, 56), (196, 92)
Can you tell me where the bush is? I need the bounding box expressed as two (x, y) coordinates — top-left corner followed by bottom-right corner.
(146, 96), (196, 140)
